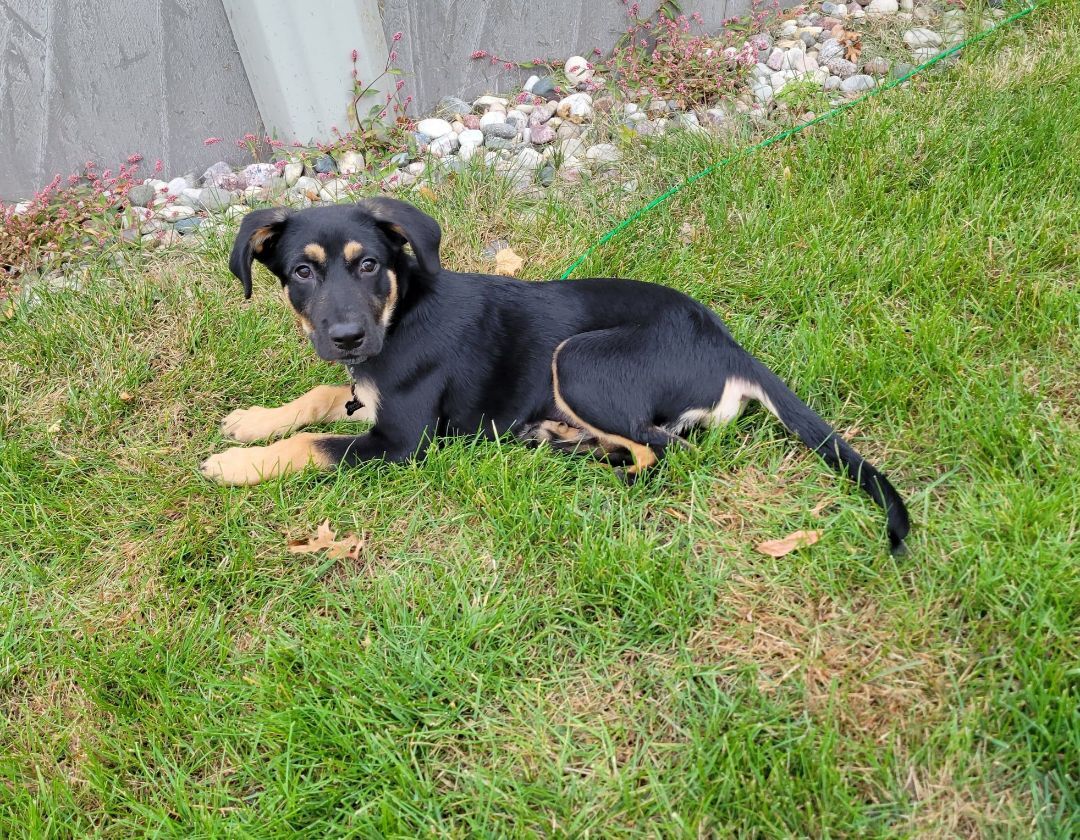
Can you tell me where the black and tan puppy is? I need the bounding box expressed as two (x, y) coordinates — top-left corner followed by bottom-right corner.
(203, 198), (910, 552)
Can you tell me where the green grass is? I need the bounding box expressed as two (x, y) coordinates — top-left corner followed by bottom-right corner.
(2, 5), (1078, 836)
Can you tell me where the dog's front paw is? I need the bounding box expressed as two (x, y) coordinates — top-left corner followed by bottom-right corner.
(201, 434), (326, 486)
(201, 446), (268, 485)
(220, 406), (291, 443)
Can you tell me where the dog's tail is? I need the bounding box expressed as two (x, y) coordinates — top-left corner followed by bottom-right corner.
(747, 361), (910, 554)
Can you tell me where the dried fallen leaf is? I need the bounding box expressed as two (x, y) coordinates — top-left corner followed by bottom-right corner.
(119, 391), (134, 402)
(677, 222), (697, 245)
(840, 30), (862, 62)
(755, 529), (822, 558)
(494, 247), (524, 276)
(288, 519), (363, 559)
(810, 499), (831, 517)
(418, 185), (437, 202)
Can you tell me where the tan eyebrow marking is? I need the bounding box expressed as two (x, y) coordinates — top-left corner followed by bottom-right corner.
(380, 269), (398, 327)
(303, 243), (327, 264)
(343, 241), (363, 261)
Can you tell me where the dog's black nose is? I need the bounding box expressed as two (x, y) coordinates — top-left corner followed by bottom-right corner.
(328, 323), (365, 350)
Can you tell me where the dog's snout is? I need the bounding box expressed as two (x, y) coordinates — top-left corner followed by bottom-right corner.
(328, 323), (366, 350)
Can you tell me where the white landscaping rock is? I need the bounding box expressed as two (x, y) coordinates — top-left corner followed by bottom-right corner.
(785, 49), (808, 74)
(556, 93), (593, 123)
(416, 118), (453, 139)
(166, 177), (189, 197)
(585, 143), (620, 163)
(243, 163), (278, 187)
(557, 137), (586, 160)
(513, 148), (544, 170)
(504, 109), (529, 131)
(459, 129), (484, 146)
(479, 110), (508, 129)
(290, 176), (321, 200)
(338, 150), (365, 175)
(320, 179), (350, 201)
(429, 133), (460, 157)
(904, 28), (943, 49)
(840, 74), (876, 93)
(283, 162), (303, 186)
(867, 0), (899, 15)
(473, 95), (509, 110)
(564, 55), (593, 86)
(159, 205), (195, 221)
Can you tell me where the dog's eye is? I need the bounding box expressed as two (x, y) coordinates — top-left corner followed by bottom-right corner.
(293, 265), (313, 280)
(359, 258), (378, 274)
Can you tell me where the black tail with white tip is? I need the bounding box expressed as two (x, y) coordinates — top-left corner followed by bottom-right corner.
(754, 364), (910, 553)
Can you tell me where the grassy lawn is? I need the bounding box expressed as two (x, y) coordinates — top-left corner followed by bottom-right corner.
(2, 5), (1077, 837)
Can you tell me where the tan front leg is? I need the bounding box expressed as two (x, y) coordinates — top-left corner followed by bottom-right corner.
(200, 432), (351, 485)
(220, 383), (375, 443)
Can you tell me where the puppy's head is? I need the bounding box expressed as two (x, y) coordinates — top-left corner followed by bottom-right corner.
(229, 198), (441, 364)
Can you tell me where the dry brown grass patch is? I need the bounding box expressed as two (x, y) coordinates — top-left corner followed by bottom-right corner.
(2, 674), (103, 803)
(689, 579), (960, 745)
(704, 454), (824, 535)
(899, 765), (1034, 839)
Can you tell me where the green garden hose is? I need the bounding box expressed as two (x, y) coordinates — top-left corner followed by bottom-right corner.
(560, 1), (1042, 279)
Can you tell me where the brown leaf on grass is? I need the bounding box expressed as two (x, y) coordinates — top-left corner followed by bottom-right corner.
(494, 247), (524, 276)
(755, 529), (822, 557)
(840, 30), (863, 63)
(418, 185), (437, 202)
(810, 499), (832, 517)
(288, 519), (363, 559)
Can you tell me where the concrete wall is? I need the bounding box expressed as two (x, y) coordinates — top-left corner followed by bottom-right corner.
(2, 0), (766, 200)
(381, 0), (741, 113)
(0, 0), (262, 200)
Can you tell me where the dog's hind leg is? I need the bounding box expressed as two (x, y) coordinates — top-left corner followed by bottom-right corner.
(220, 380), (378, 443)
(551, 331), (678, 480)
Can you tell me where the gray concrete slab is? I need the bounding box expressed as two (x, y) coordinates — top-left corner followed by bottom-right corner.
(0, 0), (263, 199)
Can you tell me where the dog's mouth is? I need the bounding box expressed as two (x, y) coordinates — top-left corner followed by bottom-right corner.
(317, 348), (371, 365)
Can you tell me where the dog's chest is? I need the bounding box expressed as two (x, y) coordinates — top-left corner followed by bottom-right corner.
(344, 373), (381, 423)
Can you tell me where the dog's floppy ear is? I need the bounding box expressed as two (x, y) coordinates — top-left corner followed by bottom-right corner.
(358, 197), (442, 278)
(229, 208), (291, 299)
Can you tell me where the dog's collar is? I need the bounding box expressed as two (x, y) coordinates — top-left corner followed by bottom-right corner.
(344, 382), (364, 416)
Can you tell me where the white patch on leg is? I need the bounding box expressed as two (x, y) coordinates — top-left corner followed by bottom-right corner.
(673, 376), (778, 432)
